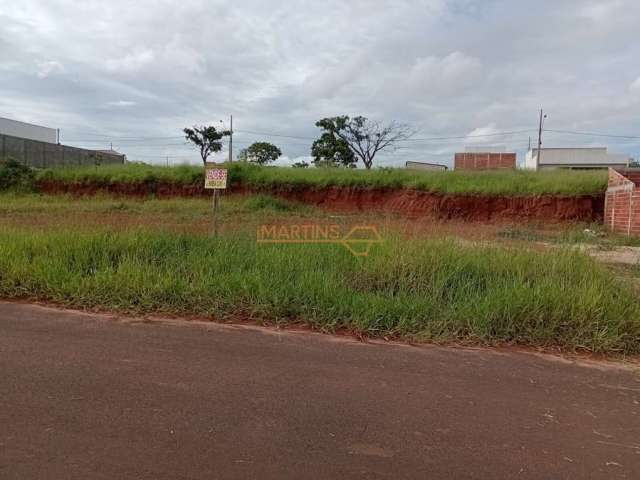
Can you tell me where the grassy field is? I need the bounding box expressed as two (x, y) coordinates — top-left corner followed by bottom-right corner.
(35, 162), (609, 196)
(0, 193), (639, 355)
(0, 193), (326, 236)
(0, 227), (638, 354)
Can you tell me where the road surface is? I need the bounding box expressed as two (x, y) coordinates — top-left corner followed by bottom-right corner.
(1, 302), (639, 479)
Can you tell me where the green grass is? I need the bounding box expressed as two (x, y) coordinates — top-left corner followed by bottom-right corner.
(0, 193), (319, 235)
(35, 162), (608, 196)
(0, 228), (638, 354)
(0, 192), (311, 217)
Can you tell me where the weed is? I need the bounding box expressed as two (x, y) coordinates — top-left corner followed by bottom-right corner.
(0, 228), (637, 354)
(36, 162), (609, 197)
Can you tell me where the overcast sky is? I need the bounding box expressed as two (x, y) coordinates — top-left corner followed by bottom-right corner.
(1, 0), (640, 167)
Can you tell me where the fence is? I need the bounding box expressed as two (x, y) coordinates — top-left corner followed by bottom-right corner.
(0, 133), (125, 168)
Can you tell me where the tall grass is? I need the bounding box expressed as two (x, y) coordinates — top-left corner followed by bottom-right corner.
(36, 162), (608, 196)
(0, 228), (637, 354)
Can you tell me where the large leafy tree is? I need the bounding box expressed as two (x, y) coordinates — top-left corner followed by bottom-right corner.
(310, 132), (356, 168)
(241, 142), (282, 165)
(183, 125), (230, 164)
(315, 116), (413, 169)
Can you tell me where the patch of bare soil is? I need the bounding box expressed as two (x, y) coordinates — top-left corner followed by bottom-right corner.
(580, 245), (640, 266)
(37, 180), (605, 222)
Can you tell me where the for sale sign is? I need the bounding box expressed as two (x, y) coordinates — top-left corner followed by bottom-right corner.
(204, 164), (228, 189)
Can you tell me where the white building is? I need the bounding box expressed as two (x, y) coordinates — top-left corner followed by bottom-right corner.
(0, 116), (57, 143)
(524, 147), (632, 171)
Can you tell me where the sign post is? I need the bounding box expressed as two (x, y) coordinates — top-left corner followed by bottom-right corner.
(204, 163), (228, 237)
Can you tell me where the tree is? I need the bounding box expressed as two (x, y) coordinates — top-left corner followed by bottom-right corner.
(243, 142), (282, 165)
(315, 116), (413, 169)
(183, 125), (230, 165)
(310, 132), (356, 168)
(291, 160), (309, 168)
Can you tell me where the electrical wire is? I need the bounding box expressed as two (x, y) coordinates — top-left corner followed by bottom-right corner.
(543, 129), (640, 140)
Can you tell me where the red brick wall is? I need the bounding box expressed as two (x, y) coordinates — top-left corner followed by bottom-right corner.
(454, 153), (516, 170)
(632, 191), (640, 236)
(605, 169), (640, 236)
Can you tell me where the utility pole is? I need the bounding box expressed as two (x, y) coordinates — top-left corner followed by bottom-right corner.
(228, 115), (233, 163)
(536, 109), (546, 170)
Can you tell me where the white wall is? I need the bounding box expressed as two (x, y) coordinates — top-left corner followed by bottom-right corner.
(0, 117), (57, 143)
(523, 148), (630, 170)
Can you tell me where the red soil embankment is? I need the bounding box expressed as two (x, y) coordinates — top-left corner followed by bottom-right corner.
(37, 180), (604, 222)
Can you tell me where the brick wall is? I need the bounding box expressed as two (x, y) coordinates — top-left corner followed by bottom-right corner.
(454, 153), (516, 170)
(605, 168), (640, 236)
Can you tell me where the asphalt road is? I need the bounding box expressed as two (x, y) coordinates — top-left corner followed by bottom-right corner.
(1, 302), (639, 479)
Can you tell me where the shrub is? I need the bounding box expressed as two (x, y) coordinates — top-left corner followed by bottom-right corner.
(0, 158), (36, 192)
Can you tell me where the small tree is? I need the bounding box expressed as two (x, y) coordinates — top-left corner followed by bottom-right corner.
(243, 142), (282, 165)
(311, 132), (356, 168)
(315, 116), (413, 169)
(183, 125), (230, 165)
(292, 160), (309, 168)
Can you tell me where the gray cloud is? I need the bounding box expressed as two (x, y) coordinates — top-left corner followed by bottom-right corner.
(1, 0), (639, 166)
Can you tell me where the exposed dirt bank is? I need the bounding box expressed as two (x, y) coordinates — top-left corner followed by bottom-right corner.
(37, 180), (604, 222)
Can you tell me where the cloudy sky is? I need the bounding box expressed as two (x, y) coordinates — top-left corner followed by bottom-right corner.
(1, 0), (640, 167)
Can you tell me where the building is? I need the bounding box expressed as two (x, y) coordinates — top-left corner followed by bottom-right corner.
(454, 152), (516, 170)
(524, 147), (632, 170)
(605, 168), (640, 237)
(1, 116), (125, 168)
(405, 161), (448, 171)
(0, 116), (57, 143)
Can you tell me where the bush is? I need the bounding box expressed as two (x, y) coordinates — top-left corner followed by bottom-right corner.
(0, 158), (36, 192)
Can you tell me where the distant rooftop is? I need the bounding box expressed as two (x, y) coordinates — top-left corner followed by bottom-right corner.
(93, 149), (125, 157)
(531, 147), (607, 151)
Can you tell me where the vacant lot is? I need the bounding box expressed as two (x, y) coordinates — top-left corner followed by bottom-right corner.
(36, 162), (609, 196)
(1, 192), (639, 355)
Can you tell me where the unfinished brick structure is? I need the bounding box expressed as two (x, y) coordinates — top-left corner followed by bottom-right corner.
(454, 152), (516, 170)
(604, 168), (640, 236)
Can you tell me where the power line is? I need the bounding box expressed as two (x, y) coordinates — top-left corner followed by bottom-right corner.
(66, 128), (539, 145)
(234, 128), (536, 142)
(65, 132), (185, 140)
(543, 129), (640, 140)
(63, 137), (185, 143)
(65, 126), (640, 143)
(401, 129), (535, 142)
(234, 129), (315, 140)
